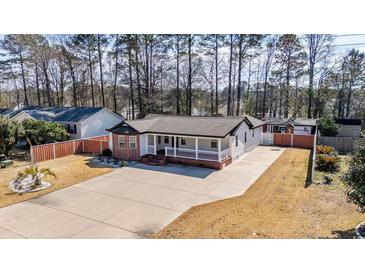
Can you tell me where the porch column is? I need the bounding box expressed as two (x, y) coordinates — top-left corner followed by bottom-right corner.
(195, 138), (198, 160)
(145, 134), (148, 154)
(174, 136), (177, 157)
(218, 138), (221, 162)
(153, 134), (157, 155)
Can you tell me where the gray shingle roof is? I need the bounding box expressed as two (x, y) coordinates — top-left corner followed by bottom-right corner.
(1, 106), (114, 123)
(293, 119), (317, 126)
(113, 114), (264, 138)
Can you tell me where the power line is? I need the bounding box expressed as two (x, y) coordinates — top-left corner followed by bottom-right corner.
(331, 42), (365, 47)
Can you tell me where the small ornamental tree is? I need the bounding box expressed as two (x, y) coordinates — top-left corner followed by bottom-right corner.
(21, 119), (69, 145)
(318, 116), (339, 137)
(0, 116), (22, 156)
(343, 143), (365, 213)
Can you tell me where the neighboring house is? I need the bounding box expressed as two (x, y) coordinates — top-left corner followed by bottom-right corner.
(107, 114), (265, 169)
(263, 117), (317, 135)
(263, 118), (294, 134)
(0, 108), (8, 114)
(1, 106), (123, 139)
(293, 119), (317, 135)
(335, 118), (362, 138)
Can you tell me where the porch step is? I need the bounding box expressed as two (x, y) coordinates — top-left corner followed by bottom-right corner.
(141, 154), (168, 166)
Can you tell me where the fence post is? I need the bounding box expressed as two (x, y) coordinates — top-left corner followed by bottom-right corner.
(30, 146), (33, 163)
(53, 143), (56, 159)
(82, 140), (85, 153)
(72, 140), (75, 153)
(291, 134), (293, 147)
(100, 140), (103, 154)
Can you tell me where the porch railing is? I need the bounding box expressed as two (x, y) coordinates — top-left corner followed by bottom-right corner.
(147, 145), (155, 154)
(165, 147), (230, 162)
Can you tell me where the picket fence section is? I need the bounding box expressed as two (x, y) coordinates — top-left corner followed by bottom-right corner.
(30, 135), (109, 163)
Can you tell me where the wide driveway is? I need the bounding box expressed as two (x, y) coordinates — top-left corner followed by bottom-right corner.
(0, 146), (285, 239)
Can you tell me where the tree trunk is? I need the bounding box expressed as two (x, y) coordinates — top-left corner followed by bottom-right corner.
(97, 35), (105, 107)
(227, 34), (233, 116)
(236, 35), (243, 116)
(88, 41), (95, 107)
(19, 50), (29, 106)
(284, 58), (290, 118)
(176, 36), (180, 115)
(135, 36), (143, 117)
(112, 37), (119, 113)
(187, 35), (192, 115)
(35, 63), (41, 106)
(59, 69), (64, 106)
(68, 60), (77, 107)
(128, 39), (135, 120)
(215, 34), (219, 115)
(346, 79), (353, 117)
(308, 63), (314, 118)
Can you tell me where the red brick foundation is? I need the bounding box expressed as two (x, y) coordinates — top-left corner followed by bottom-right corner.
(167, 156), (232, 170)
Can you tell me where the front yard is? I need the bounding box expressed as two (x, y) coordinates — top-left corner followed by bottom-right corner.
(156, 148), (364, 239)
(0, 155), (114, 209)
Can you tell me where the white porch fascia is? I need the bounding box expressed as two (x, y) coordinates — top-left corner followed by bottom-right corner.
(145, 133), (228, 162)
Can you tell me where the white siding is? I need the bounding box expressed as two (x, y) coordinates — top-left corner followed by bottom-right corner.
(80, 109), (123, 138)
(337, 124), (362, 138)
(140, 134), (148, 156)
(58, 121), (82, 139)
(294, 125), (313, 135)
(12, 112), (34, 122)
(230, 123), (263, 159)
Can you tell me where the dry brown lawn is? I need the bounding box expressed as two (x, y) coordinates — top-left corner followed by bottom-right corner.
(155, 148), (364, 239)
(0, 154), (113, 209)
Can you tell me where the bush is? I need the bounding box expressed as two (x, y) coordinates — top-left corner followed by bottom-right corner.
(0, 116), (22, 156)
(318, 116), (339, 137)
(343, 143), (365, 213)
(21, 119), (69, 145)
(316, 154), (340, 172)
(101, 148), (112, 157)
(316, 145), (335, 155)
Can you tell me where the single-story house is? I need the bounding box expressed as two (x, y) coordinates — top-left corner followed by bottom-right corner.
(1, 106), (123, 139)
(263, 118), (294, 134)
(107, 114), (265, 169)
(293, 119), (317, 135)
(263, 118), (317, 135)
(335, 118), (362, 138)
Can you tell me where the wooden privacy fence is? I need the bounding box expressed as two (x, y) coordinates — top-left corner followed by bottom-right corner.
(262, 132), (316, 149)
(318, 136), (364, 153)
(31, 135), (109, 163)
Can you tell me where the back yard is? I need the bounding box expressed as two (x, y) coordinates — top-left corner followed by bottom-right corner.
(156, 148), (364, 239)
(0, 155), (113, 209)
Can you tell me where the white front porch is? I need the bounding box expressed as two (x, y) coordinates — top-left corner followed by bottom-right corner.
(144, 134), (230, 163)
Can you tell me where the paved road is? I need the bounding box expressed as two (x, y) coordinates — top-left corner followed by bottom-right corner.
(0, 146), (285, 239)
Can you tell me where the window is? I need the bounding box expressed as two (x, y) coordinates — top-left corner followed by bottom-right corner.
(181, 138), (186, 145)
(129, 136), (136, 149)
(235, 135), (238, 147)
(73, 124), (77, 134)
(244, 132), (247, 143)
(65, 124), (77, 134)
(211, 140), (217, 148)
(164, 136), (169, 144)
(252, 129), (255, 138)
(157, 136), (161, 144)
(118, 136), (126, 149)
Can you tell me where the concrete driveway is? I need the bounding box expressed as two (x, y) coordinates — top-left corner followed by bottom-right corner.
(0, 146), (285, 239)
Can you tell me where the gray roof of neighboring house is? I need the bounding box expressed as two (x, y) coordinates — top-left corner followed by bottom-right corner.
(1, 106), (120, 123)
(263, 117), (294, 126)
(109, 114), (265, 138)
(335, 118), (362, 126)
(0, 108), (8, 114)
(293, 119), (317, 126)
